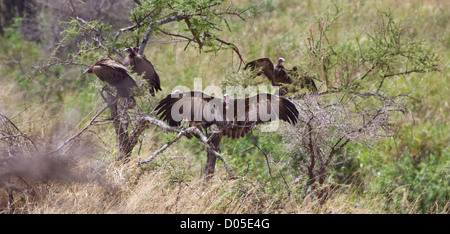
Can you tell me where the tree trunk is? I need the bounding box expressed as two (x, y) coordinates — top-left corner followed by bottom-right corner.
(204, 125), (222, 181)
(100, 87), (137, 162)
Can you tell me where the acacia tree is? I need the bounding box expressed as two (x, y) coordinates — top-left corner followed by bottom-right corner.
(281, 9), (439, 202)
(35, 0), (254, 179)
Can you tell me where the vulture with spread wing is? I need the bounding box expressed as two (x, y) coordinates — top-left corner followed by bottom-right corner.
(123, 47), (161, 96)
(155, 91), (299, 139)
(244, 57), (317, 95)
(84, 57), (137, 98)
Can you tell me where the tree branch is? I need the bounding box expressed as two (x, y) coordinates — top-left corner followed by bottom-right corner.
(139, 13), (194, 53)
(48, 105), (109, 155)
(113, 9), (157, 42)
(76, 16), (124, 58)
(136, 117), (236, 179)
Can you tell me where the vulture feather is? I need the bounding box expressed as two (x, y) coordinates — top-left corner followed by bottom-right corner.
(155, 91), (299, 139)
(84, 57), (137, 98)
(124, 47), (162, 96)
(244, 57), (317, 95)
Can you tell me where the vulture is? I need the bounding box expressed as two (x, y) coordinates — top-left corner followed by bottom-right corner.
(244, 57), (317, 95)
(84, 57), (137, 98)
(123, 47), (162, 96)
(155, 91), (299, 139)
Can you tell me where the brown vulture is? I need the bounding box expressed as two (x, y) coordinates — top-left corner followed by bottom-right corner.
(123, 47), (162, 96)
(244, 57), (317, 95)
(155, 91), (299, 139)
(84, 57), (137, 98)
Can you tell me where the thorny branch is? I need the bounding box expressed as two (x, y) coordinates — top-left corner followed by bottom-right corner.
(48, 104), (109, 155)
(136, 3), (250, 59)
(76, 17), (124, 58)
(136, 119), (237, 179)
(284, 90), (408, 194)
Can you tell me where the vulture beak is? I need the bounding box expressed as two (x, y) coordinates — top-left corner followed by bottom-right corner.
(83, 68), (92, 74)
(278, 58), (285, 66)
(223, 94), (230, 104)
(124, 47), (132, 52)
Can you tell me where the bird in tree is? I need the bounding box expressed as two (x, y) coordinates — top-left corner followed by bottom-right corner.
(84, 57), (137, 98)
(123, 47), (162, 96)
(244, 57), (317, 95)
(155, 90), (299, 139)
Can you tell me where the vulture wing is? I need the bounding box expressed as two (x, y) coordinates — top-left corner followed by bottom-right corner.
(124, 47), (161, 96)
(244, 58), (276, 83)
(92, 58), (137, 98)
(133, 55), (162, 95)
(221, 93), (299, 139)
(246, 93), (298, 125)
(155, 91), (224, 128)
(155, 92), (299, 139)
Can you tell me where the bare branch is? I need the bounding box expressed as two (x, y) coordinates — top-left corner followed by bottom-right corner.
(184, 18), (203, 52)
(139, 13), (194, 53)
(76, 16), (124, 58)
(215, 37), (245, 69)
(113, 9), (157, 42)
(138, 127), (187, 164)
(48, 105), (109, 155)
(136, 116), (236, 179)
(382, 67), (439, 78)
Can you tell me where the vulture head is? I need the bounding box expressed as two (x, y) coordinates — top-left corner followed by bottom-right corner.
(277, 57), (285, 66)
(223, 94), (231, 104)
(124, 47), (139, 55)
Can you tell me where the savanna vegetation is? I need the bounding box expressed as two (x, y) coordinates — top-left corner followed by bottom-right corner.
(0, 0), (448, 214)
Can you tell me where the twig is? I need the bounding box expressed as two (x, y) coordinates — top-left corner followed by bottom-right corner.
(11, 104), (32, 120)
(76, 16), (123, 58)
(48, 105), (109, 155)
(113, 9), (156, 42)
(139, 13), (195, 53)
(250, 132), (272, 177)
(137, 127), (188, 164)
(184, 18), (203, 52)
(67, 0), (78, 17)
(137, 116), (236, 179)
(215, 38), (245, 70)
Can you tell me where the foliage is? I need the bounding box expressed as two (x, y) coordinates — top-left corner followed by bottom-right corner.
(0, 17), (42, 89)
(273, 6), (442, 207)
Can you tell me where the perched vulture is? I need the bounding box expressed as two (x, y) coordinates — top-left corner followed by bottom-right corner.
(123, 47), (161, 96)
(84, 57), (137, 98)
(155, 91), (299, 139)
(244, 57), (317, 95)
